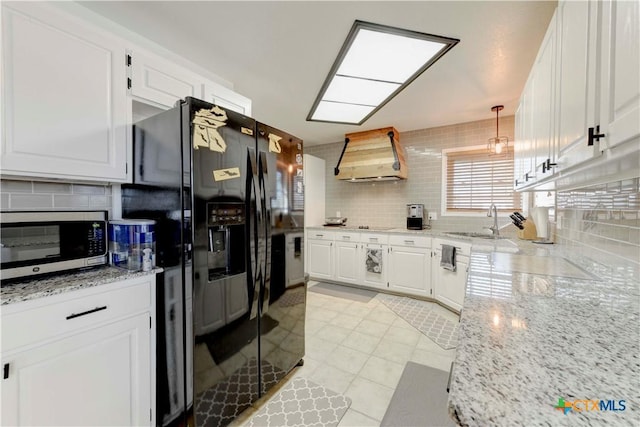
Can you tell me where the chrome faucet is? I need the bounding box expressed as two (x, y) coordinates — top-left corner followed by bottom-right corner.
(486, 203), (500, 236)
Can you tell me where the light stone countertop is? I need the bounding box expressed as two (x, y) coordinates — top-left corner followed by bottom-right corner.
(1, 266), (162, 306)
(448, 239), (640, 426)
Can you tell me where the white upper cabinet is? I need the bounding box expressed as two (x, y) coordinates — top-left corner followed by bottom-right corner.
(1, 2), (128, 182)
(516, 0), (639, 189)
(202, 82), (252, 117)
(532, 10), (558, 181)
(598, 0), (640, 150)
(555, 0), (600, 170)
(128, 48), (202, 109)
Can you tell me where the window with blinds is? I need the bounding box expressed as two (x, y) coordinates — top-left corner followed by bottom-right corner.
(444, 147), (521, 212)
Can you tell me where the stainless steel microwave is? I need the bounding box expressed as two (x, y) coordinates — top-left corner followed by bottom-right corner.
(1, 211), (108, 281)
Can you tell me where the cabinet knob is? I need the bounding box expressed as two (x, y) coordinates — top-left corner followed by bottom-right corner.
(3, 363), (9, 379)
(588, 125), (605, 146)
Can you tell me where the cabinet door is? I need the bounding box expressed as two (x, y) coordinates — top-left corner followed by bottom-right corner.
(334, 241), (360, 285)
(531, 11), (558, 180)
(599, 0), (640, 150)
(433, 252), (468, 312)
(388, 246), (430, 297)
(361, 244), (387, 289)
(1, 3), (128, 182)
(129, 49), (202, 108)
(307, 239), (333, 281)
(1, 313), (150, 426)
(556, 0), (600, 169)
(202, 82), (252, 116)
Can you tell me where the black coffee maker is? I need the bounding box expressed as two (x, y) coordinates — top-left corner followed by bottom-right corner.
(407, 204), (425, 230)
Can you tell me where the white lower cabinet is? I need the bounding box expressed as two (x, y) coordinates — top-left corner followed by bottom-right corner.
(307, 231), (334, 281)
(387, 234), (432, 297)
(388, 245), (432, 297)
(432, 239), (471, 312)
(334, 240), (360, 285)
(1, 275), (154, 426)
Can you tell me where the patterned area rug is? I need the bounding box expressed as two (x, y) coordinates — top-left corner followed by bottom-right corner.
(195, 358), (286, 427)
(377, 293), (459, 350)
(245, 377), (351, 427)
(278, 287), (306, 307)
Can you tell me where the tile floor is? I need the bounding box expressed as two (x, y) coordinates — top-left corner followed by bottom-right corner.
(275, 281), (460, 426)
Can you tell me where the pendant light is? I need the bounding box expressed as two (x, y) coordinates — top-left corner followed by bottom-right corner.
(487, 105), (509, 156)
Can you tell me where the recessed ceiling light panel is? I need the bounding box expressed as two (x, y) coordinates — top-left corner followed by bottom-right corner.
(308, 20), (459, 125)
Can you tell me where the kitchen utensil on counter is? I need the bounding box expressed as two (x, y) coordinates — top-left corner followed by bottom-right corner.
(517, 217), (537, 240)
(324, 217), (347, 226)
(509, 214), (524, 230)
(531, 206), (553, 244)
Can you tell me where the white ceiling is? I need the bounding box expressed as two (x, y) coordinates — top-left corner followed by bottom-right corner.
(79, 0), (557, 146)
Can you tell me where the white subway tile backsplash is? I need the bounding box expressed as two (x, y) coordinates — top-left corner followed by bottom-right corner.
(10, 194), (54, 209)
(33, 182), (72, 194)
(556, 178), (640, 265)
(1, 180), (32, 193)
(53, 195), (90, 208)
(1, 179), (113, 212)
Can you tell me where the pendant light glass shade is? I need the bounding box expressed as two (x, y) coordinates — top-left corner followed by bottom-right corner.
(487, 105), (509, 156)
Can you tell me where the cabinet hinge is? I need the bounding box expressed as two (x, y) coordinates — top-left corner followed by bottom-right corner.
(149, 316), (152, 329)
(3, 363), (9, 379)
(150, 408), (152, 421)
(127, 77), (132, 90)
(126, 54), (132, 67)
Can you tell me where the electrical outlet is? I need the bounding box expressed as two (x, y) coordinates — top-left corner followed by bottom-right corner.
(428, 212), (437, 220)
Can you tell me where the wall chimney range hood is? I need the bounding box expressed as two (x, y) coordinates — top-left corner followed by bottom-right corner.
(334, 127), (408, 182)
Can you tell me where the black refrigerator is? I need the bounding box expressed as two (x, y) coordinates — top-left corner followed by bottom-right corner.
(122, 97), (306, 427)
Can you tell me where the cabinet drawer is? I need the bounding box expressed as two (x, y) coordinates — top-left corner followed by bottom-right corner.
(307, 230), (334, 241)
(2, 277), (152, 351)
(389, 234), (431, 248)
(360, 233), (388, 244)
(334, 232), (360, 242)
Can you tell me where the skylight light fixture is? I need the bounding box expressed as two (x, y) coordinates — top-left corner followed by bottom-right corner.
(307, 20), (459, 125)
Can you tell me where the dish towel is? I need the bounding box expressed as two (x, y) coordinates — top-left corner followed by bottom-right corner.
(440, 244), (457, 272)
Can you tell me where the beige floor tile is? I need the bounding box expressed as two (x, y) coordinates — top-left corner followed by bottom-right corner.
(337, 408), (380, 427)
(373, 338), (414, 364)
(305, 318), (327, 335)
(364, 308), (398, 325)
(329, 313), (363, 330)
(308, 364), (356, 395)
(353, 319), (391, 338)
(306, 307), (340, 322)
(345, 376), (395, 421)
(391, 315), (416, 330)
(305, 336), (339, 362)
(315, 324), (352, 344)
(325, 345), (370, 375)
(342, 330), (382, 355)
(346, 303), (376, 318)
(358, 355), (405, 389)
(383, 325), (421, 347)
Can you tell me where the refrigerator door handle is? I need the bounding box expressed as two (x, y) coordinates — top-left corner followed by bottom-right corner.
(247, 148), (261, 320)
(258, 150), (270, 314)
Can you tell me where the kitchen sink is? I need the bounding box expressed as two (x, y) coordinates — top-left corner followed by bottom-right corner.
(444, 231), (508, 240)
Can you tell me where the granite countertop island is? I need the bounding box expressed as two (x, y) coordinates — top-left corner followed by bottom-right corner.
(448, 240), (640, 426)
(1, 266), (162, 306)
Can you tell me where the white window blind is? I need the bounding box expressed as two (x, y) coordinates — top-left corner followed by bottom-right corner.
(444, 148), (521, 212)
